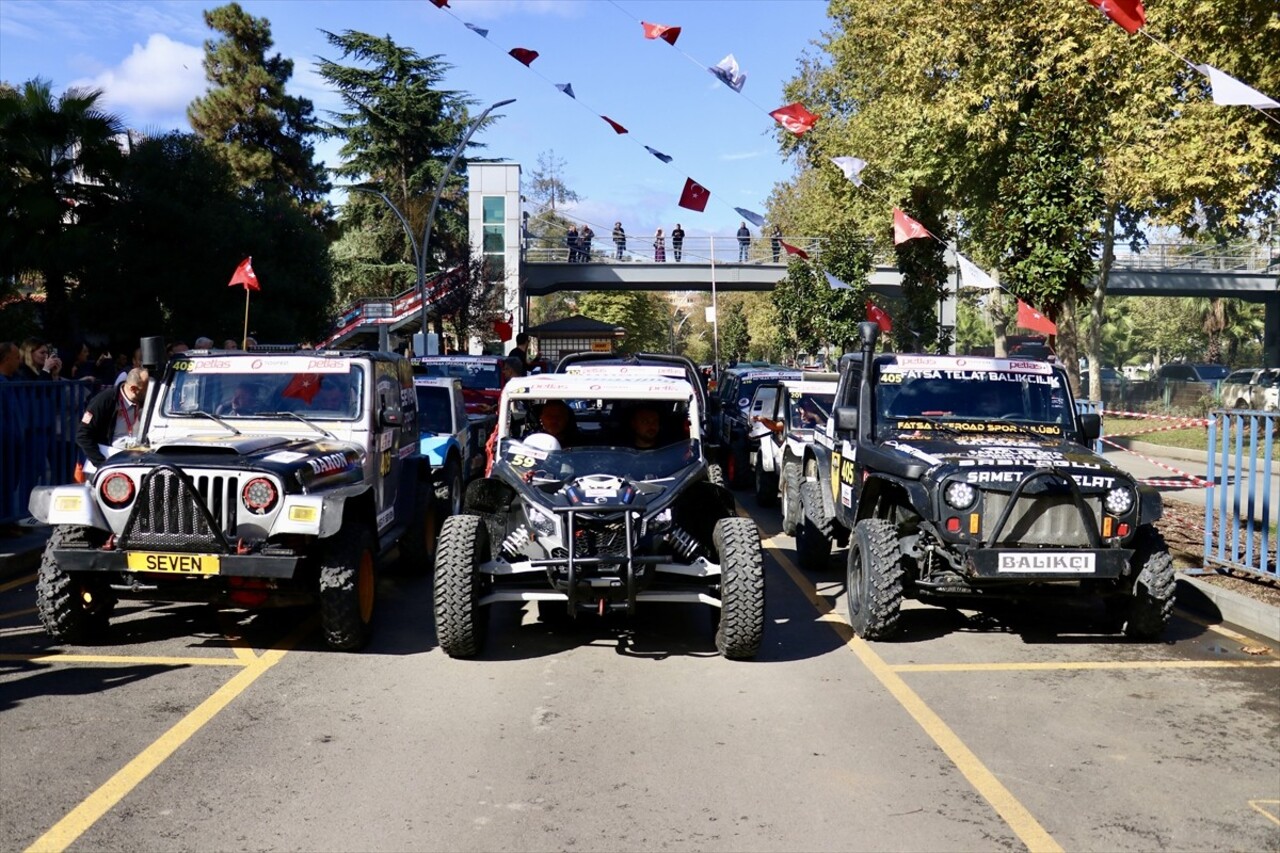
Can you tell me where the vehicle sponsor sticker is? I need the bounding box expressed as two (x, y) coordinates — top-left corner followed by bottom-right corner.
(307, 452), (349, 475)
(889, 355), (1053, 375)
(895, 420), (1062, 436)
(883, 440), (942, 465)
(264, 451), (307, 464)
(997, 552), (1096, 573)
(378, 431), (393, 451)
(376, 507), (395, 530)
(173, 357), (351, 374)
(399, 444), (416, 459)
(566, 364), (687, 379)
(840, 483), (853, 507)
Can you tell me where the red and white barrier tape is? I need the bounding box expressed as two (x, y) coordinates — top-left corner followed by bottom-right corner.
(1107, 421), (1210, 438)
(1102, 409), (1211, 426)
(1100, 436), (1211, 488)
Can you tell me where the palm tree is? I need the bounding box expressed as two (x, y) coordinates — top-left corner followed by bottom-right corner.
(0, 78), (124, 342)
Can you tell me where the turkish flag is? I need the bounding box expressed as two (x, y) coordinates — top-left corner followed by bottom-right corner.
(779, 240), (809, 260)
(509, 47), (539, 66)
(641, 22), (681, 45)
(1086, 0), (1145, 34)
(493, 318), (513, 342)
(601, 116), (628, 134)
(228, 257), (259, 291)
(866, 301), (892, 333)
(1016, 300), (1058, 336)
(892, 208), (931, 244)
(769, 102), (818, 136)
(282, 373), (323, 404)
(678, 178), (709, 212)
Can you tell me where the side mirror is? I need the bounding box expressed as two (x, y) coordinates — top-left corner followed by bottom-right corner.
(1079, 412), (1101, 442)
(380, 405), (404, 428)
(834, 406), (859, 433)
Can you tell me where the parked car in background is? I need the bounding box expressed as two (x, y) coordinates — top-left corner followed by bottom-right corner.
(1221, 368), (1280, 412)
(411, 355), (508, 416)
(1155, 362), (1231, 407)
(1080, 366), (1128, 403)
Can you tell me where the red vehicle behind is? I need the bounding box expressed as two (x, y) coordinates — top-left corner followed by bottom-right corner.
(411, 355), (508, 415)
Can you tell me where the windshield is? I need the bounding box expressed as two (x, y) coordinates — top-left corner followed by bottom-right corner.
(1193, 365), (1230, 381)
(416, 359), (501, 391)
(164, 364), (364, 420)
(498, 437), (701, 484)
(415, 386), (454, 433)
(876, 364), (1073, 438)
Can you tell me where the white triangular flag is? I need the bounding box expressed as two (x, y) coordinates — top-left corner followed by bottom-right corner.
(1198, 64), (1280, 109)
(957, 253), (998, 289)
(824, 271), (853, 290)
(708, 54), (747, 92)
(829, 156), (867, 187)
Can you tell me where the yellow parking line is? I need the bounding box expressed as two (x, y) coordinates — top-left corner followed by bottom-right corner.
(0, 653), (248, 668)
(761, 535), (1062, 853)
(1249, 800), (1280, 827)
(0, 607), (37, 621)
(892, 660), (1280, 673)
(0, 572), (38, 594)
(24, 618), (315, 853)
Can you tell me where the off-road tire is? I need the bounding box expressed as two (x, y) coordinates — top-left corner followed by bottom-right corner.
(706, 462), (726, 487)
(754, 456), (779, 507)
(796, 481), (834, 571)
(36, 525), (114, 643)
(434, 515), (491, 657)
(318, 524), (377, 650)
(1121, 525), (1176, 640)
(726, 442), (751, 490)
(780, 462), (802, 536)
(847, 518), (905, 640)
(713, 517), (765, 659)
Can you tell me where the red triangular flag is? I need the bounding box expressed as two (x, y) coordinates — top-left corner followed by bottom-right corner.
(428, 0), (449, 7)
(779, 240), (809, 260)
(641, 22), (681, 45)
(601, 116), (628, 134)
(228, 257), (260, 291)
(1086, 0), (1145, 34)
(677, 178), (709, 212)
(769, 102), (818, 136)
(282, 373), (323, 404)
(1016, 299), (1058, 336)
(892, 208), (931, 245)
(509, 47), (539, 66)
(866, 301), (892, 333)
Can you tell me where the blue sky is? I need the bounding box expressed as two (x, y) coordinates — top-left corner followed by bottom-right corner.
(0, 0), (831, 240)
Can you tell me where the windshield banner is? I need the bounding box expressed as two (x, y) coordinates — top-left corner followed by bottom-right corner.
(886, 355), (1053, 375)
(173, 357), (352, 374)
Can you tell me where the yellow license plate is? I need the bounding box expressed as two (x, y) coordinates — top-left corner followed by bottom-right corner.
(126, 552), (220, 575)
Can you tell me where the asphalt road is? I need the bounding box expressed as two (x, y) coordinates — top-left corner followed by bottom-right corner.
(1, 499), (1278, 853)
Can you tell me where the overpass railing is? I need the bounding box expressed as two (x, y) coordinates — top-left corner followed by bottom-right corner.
(524, 235), (827, 266)
(1203, 410), (1276, 580)
(1, 380), (97, 524)
(1111, 243), (1277, 273)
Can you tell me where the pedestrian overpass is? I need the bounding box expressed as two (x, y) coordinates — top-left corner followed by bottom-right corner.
(321, 161), (1278, 366)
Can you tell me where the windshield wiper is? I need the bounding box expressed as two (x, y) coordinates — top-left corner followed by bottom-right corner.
(259, 411), (336, 439)
(188, 410), (241, 436)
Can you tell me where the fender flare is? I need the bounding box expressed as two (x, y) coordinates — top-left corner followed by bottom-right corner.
(855, 474), (930, 524)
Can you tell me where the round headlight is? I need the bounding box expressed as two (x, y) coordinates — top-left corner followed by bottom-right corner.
(100, 472), (135, 507)
(242, 477), (278, 514)
(944, 481), (977, 510)
(1105, 486), (1135, 515)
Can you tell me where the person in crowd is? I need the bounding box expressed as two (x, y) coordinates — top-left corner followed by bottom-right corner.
(630, 405), (663, 449)
(535, 400), (580, 447)
(77, 367), (148, 476)
(244, 336), (257, 350)
(0, 342), (28, 531)
(580, 225), (594, 262)
(502, 355), (527, 383)
(115, 347), (141, 385)
(19, 338), (62, 380)
(613, 221), (626, 260)
(771, 224), (782, 262)
(167, 341), (189, 358)
(194, 336), (215, 349)
(65, 341), (93, 381)
(672, 223), (685, 262)
(510, 332), (531, 373)
(737, 221), (751, 262)
(223, 339), (240, 350)
(0, 342), (20, 381)
(566, 224), (580, 263)
(654, 228), (666, 263)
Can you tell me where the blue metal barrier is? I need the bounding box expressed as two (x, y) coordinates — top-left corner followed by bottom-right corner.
(0, 380), (97, 523)
(1075, 399), (1104, 454)
(1204, 410), (1276, 580)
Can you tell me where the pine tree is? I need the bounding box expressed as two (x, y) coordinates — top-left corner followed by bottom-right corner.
(188, 2), (329, 218)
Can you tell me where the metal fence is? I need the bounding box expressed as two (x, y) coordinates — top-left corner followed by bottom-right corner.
(1203, 410), (1277, 580)
(0, 380), (97, 524)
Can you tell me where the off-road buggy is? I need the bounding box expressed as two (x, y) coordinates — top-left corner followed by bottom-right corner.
(28, 347), (434, 650)
(432, 373), (765, 659)
(798, 323), (1175, 640)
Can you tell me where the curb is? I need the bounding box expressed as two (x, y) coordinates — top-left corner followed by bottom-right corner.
(1175, 574), (1280, 642)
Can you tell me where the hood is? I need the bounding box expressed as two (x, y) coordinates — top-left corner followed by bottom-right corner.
(879, 434), (1132, 490)
(105, 435), (366, 490)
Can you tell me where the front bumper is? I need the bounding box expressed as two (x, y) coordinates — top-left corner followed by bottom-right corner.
(968, 548), (1132, 579)
(47, 548), (301, 579)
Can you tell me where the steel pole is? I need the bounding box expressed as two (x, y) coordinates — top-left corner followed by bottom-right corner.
(710, 235), (720, 371)
(418, 98), (516, 342)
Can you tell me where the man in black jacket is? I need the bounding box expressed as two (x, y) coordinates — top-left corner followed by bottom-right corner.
(77, 368), (148, 475)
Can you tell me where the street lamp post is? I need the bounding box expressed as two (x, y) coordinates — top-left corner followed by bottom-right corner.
(417, 98), (516, 347)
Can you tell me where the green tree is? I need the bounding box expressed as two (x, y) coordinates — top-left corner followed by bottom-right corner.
(769, 230), (875, 358)
(318, 30), (476, 295)
(576, 291), (667, 353)
(719, 299), (750, 362)
(433, 251), (504, 354)
(0, 78), (124, 343)
(189, 2), (329, 218)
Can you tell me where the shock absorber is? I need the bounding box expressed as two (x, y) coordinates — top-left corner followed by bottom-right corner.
(501, 524), (529, 560)
(667, 525), (701, 561)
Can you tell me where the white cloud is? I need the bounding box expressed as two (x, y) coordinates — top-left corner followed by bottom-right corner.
(720, 150), (764, 162)
(72, 33), (205, 128)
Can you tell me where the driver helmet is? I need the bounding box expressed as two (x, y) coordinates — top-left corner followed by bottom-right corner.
(524, 432), (561, 454)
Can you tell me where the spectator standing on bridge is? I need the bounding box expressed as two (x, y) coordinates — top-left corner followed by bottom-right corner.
(671, 224), (685, 262)
(581, 225), (594, 262)
(653, 228), (666, 263)
(613, 222), (626, 259)
(566, 224), (580, 263)
(737, 222), (751, 262)
(771, 225), (782, 262)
